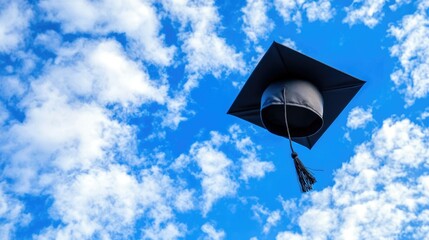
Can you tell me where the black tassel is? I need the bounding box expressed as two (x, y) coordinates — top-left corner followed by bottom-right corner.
(291, 152), (316, 192)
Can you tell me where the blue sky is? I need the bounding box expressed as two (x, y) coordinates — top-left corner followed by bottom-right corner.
(0, 0), (429, 239)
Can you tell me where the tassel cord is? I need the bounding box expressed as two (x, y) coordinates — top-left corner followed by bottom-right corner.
(282, 89), (295, 155)
(282, 88), (316, 192)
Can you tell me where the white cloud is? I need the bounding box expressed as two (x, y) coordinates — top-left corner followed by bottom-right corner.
(39, 0), (175, 65)
(0, 103), (8, 125)
(274, 0), (334, 27)
(242, 0), (274, 43)
(0, 36), (196, 238)
(252, 204), (282, 234)
(189, 132), (238, 215)
(3, 94), (134, 193)
(389, 2), (429, 106)
(181, 28), (243, 77)
(175, 125), (274, 215)
(0, 76), (26, 100)
(274, 0), (304, 26)
(389, 0), (411, 11)
(3, 50), (39, 75)
(161, 0), (245, 78)
(240, 158), (275, 182)
(0, 0), (32, 53)
(162, 92), (190, 129)
(37, 166), (142, 239)
(346, 106), (374, 129)
(174, 189), (195, 212)
(276, 117), (429, 239)
(159, 0), (245, 128)
(0, 184), (31, 240)
(201, 223), (225, 240)
(282, 38), (298, 49)
(303, 0), (335, 22)
(138, 167), (190, 240)
(1, 39), (167, 194)
(142, 222), (186, 240)
(34, 165), (192, 239)
(277, 232), (305, 240)
(171, 153), (192, 172)
(420, 107), (429, 120)
(32, 164), (192, 239)
(45, 39), (168, 107)
(34, 30), (63, 52)
(343, 0), (387, 28)
(229, 125), (275, 182)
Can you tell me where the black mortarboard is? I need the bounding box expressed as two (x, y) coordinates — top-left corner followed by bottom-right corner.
(228, 41), (365, 192)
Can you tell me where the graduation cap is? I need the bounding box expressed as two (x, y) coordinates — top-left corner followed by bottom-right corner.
(228, 42), (365, 192)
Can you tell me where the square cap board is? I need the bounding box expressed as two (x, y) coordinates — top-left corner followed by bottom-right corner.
(227, 42), (365, 149)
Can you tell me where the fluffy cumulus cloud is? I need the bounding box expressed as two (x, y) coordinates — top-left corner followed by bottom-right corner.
(242, 0), (274, 43)
(36, 166), (142, 239)
(346, 106), (374, 130)
(0, 0), (32, 53)
(42, 39), (168, 106)
(0, 35), (194, 238)
(3, 96), (133, 193)
(0, 1), (274, 236)
(33, 166), (190, 239)
(1, 38), (170, 193)
(389, 1), (429, 106)
(40, 0), (175, 65)
(3, 0), (429, 239)
(173, 125), (274, 215)
(276, 117), (429, 239)
(39, 0), (246, 129)
(274, 0), (334, 27)
(343, 0), (387, 28)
